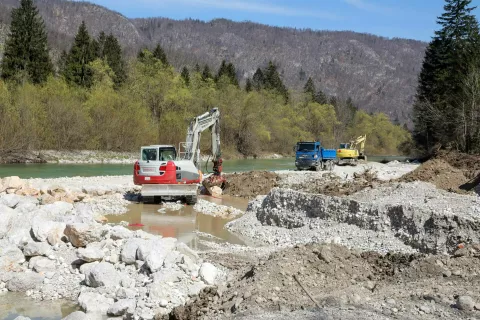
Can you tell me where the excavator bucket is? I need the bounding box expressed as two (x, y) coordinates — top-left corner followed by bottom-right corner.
(202, 174), (227, 196)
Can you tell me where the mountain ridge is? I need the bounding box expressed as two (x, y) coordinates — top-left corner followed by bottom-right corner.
(0, 0), (427, 124)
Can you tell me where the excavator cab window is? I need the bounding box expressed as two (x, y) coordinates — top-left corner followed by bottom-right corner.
(159, 148), (177, 161)
(142, 148), (157, 161)
(340, 143), (350, 149)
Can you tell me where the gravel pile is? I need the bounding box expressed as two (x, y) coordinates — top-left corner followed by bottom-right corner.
(193, 200), (243, 218)
(227, 182), (480, 254)
(0, 192), (225, 320)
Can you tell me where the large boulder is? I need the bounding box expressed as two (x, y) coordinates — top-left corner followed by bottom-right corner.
(77, 246), (105, 263)
(0, 194), (22, 208)
(29, 256), (56, 273)
(120, 238), (145, 264)
(107, 299), (136, 316)
(0, 205), (15, 239)
(79, 262), (99, 275)
(61, 311), (88, 320)
(78, 291), (114, 315)
(7, 273), (44, 292)
(64, 223), (107, 247)
(42, 202), (74, 216)
(137, 237), (177, 261)
(23, 242), (51, 257)
(31, 218), (66, 244)
(2, 176), (24, 191)
(176, 242), (199, 262)
(85, 262), (121, 287)
(110, 226), (133, 240)
(0, 242), (25, 271)
(199, 262), (218, 285)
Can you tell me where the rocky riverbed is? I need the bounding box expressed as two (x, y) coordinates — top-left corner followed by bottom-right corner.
(3, 158), (480, 320)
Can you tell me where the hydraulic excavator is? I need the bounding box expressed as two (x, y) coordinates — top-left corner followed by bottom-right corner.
(336, 134), (367, 166)
(133, 108), (226, 204)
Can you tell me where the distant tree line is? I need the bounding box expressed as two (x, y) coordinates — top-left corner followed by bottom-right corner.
(414, 0), (480, 154)
(0, 0), (411, 157)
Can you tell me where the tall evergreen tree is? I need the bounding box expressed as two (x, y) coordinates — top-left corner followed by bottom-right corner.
(315, 90), (328, 105)
(303, 77), (315, 101)
(413, 0), (480, 152)
(252, 68), (265, 91)
(1, 0), (53, 83)
(245, 78), (253, 92)
(181, 66), (190, 86)
(153, 44), (168, 66)
(64, 21), (96, 87)
(102, 34), (127, 87)
(264, 61), (289, 102)
(201, 65), (212, 81)
(215, 60), (238, 86)
(95, 31), (107, 58)
(194, 63), (201, 73)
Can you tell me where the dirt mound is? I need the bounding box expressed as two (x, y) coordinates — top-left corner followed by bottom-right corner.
(399, 158), (471, 193)
(162, 243), (480, 320)
(223, 171), (280, 199)
(435, 150), (480, 173)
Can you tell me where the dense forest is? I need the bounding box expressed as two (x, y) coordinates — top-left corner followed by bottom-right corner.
(0, 0), (411, 159)
(414, 0), (480, 154)
(0, 0), (426, 124)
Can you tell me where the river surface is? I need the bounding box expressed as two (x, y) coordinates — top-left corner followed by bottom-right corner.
(0, 156), (407, 179)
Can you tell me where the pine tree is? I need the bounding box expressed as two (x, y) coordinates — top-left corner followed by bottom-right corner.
(245, 78), (252, 92)
(201, 65), (212, 81)
(95, 31), (107, 58)
(64, 21), (96, 87)
(102, 34), (127, 87)
(194, 63), (201, 73)
(264, 61), (289, 102)
(226, 62), (238, 86)
(252, 68), (265, 91)
(181, 66), (190, 86)
(303, 77), (315, 101)
(215, 60), (228, 82)
(1, 0), (53, 83)
(315, 90), (328, 104)
(413, 0), (480, 152)
(153, 44), (168, 66)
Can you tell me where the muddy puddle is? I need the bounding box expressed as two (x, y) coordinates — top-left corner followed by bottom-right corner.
(107, 195), (249, 249)
(0, 293), (78, 320)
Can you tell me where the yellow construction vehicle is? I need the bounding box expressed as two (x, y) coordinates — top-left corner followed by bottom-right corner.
(336, 134), (367, 166)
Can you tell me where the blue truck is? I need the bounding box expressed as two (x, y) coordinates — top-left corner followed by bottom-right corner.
(295, 141), (337, 171)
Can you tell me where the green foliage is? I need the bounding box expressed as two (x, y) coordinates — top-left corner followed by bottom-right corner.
(201, 65), (213, 81)
(215, 60), (238, 86)
(1, 0), (52, 84)
(245, 78), (252, 92)
(303, 77), (315, 101)
(414, 0), (480, 153)
(64, 21), (96, 88)
(181, 66), (190, 86)
(252, 68), (265, 91)
(100, 34), (127, 87)
(153, 44), (169, 66)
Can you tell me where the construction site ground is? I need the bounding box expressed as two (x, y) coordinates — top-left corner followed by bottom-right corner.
(166, 152), (480, 320)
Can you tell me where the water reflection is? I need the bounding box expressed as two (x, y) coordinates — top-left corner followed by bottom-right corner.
(0, 293), (78, 320)
(107, 195), (248, 249)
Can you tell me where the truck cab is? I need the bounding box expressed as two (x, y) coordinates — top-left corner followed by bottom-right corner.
(295, 141), (336, 171)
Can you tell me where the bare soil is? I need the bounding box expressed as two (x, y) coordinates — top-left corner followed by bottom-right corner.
(162, 243), (480, 320)
(399, 151), (480, 194)
(223, 172), (280, 199)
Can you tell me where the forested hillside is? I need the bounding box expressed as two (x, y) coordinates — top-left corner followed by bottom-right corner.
(0, 0), (427, 124)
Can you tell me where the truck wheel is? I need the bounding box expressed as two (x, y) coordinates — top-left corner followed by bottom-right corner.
(142, 196), (154, 204)
(186, 195), (198, 205)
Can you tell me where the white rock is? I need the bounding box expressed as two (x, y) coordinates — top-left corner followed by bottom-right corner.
(78, 291), (114, 315)
(2, 176), (24, 190)
(137, 238), (177, 261)
(145, 250), (167, 273)
(116, 287), (136, 299)
(31, 218), (65, 244)
(175, 242), (199, 262)
(107, 299), (136, 316)
(61, 311), (88, 320)
(0, 194), (22, 208)
(120, 238), (144, 264)
(13, 316), (31, 320)
(7, 273), (44, 292)
(29, 256), (56, 273)
(23, 242), (51, 257)
(159, 299), (168, 308)
(0, 205), (15, 238)
(77, 247), (105, 262)
(457, 295), (475, 311)
(110, 226), (133, 240)
(0, 243), (25, 270)
(79, 262), (99, 275)
(85, 262), (121, 287)
(64, 223), (107, 247)
(199, 262), (218, 285)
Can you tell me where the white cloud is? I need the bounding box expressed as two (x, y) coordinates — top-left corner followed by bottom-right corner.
(344, 0), (391, 13)
(138, 0), (341, 20)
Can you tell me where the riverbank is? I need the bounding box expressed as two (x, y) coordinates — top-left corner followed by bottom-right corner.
(0, 150), (288, 165)
(2, 154), (479, 319)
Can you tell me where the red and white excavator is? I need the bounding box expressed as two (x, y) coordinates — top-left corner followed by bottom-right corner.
(133, 108), (226, 204)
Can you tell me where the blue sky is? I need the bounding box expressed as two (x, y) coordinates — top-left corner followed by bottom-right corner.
(84, 0), (480, 41)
